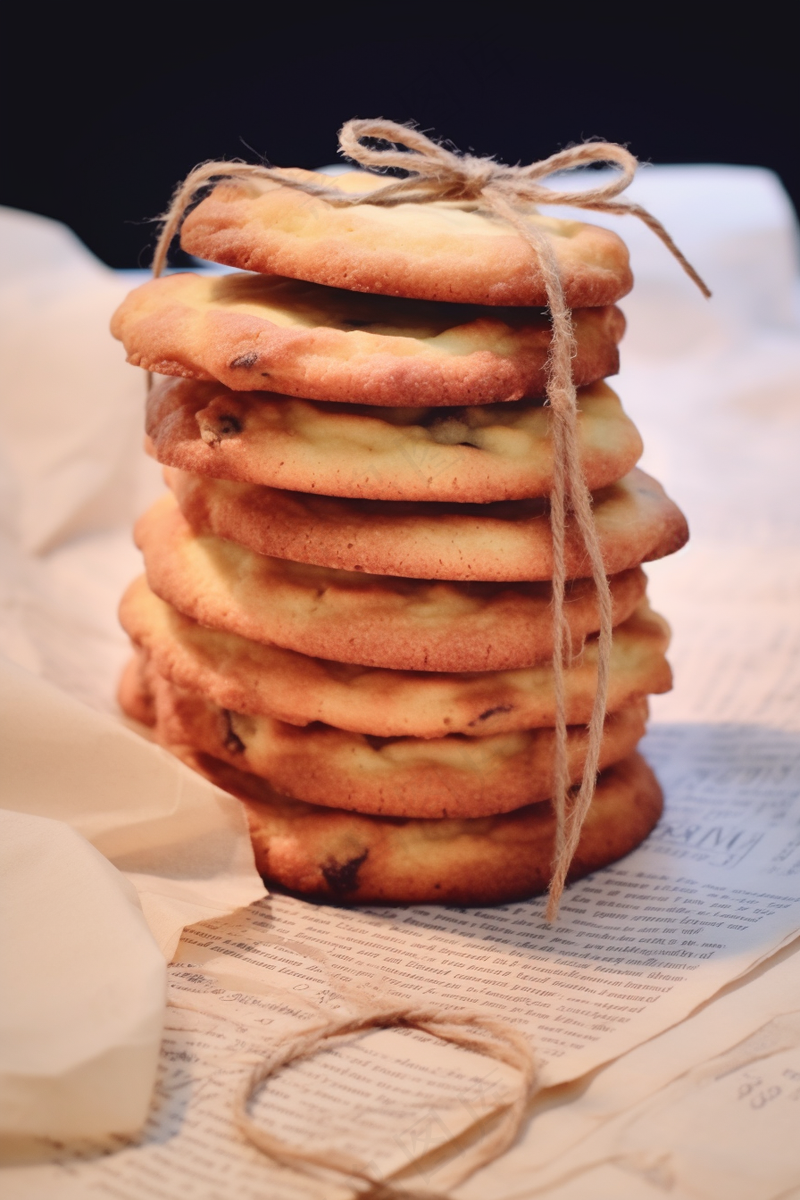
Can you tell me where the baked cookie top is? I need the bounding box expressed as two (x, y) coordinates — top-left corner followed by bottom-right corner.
(148, 663), (647, 818)
(135, 494), (647, 672)
(121, 576), (671, 739)
(167, 466), (689, 582)
(178, 171), (633, 307)
(146, 378), (642, 503)
(111, 271), (624, 405)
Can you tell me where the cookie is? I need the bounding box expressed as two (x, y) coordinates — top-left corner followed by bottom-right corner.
(178, 749), (663, 904)
(168, 466), (689, 582)
(148, 665), (648, 818)
(147, 377), (642, 503)
(121, 577), (671, 738)
(112, 271), (625, 406)
(117, 651), (155, 727)
(136, 495), (648, 671)
(178, 171), (633, 308)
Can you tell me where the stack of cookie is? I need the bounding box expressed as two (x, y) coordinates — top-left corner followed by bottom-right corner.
(112, 163), (688, 905)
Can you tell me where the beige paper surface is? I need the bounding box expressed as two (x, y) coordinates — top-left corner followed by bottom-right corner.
(0, 810), (164, 1140)
(613, 1021), (800, 1200)
(2, 166), (800, 1194)
(0, 206), (160, 557)
(489, 1005), (800, 1200)
(450, 938), (800, 1198)
(0, 654), (264, 1146)
(0, 655), (265, 960)
(0, 207), (266, 958)
(0, 209), (265, 1147)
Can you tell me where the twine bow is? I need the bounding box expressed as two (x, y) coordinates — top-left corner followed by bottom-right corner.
(153, 120), (708, 920)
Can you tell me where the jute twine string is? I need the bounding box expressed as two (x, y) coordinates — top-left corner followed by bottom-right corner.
(169, 984), (539, 1199)
(151, 119), (708, 920)
(153, 124), (707, 1194)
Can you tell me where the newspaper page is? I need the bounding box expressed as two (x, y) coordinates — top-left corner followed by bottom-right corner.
(7, 692), (800, 1200)
(481, 996), (800, 1200)
(603, 1016), (800, 1200)
(450, 938), (800, 1197)
(546, 1012), (800, 1200)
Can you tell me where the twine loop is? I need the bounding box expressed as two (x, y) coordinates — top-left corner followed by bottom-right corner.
(232, 1000), (540, 1198)
(170, 973), (539, 1197)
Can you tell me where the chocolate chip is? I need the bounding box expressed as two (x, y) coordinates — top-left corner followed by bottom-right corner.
(216, 413), (243, 436)
(473, 705), (514, 723)
(221, 709), (246, 754)
(321, 850), (369, 894)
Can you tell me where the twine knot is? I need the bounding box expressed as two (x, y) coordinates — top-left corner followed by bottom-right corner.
(340, 119), (502, 201)
(452, 157), (498, 200)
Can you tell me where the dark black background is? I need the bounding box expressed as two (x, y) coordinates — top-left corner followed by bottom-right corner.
(3, 16), (796, 268)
